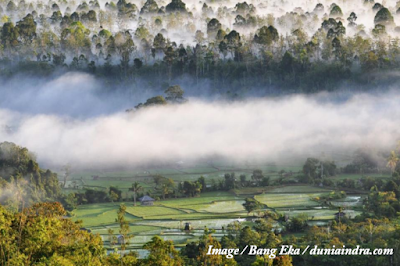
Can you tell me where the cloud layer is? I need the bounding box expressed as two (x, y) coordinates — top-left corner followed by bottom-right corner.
(1, 85), (399, 169)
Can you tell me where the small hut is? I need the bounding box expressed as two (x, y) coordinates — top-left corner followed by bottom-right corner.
(139, 195), (155, 206)
(117, 235), (125, 245)
(334, 211), (346, 218)
(184, 222), (191, 231)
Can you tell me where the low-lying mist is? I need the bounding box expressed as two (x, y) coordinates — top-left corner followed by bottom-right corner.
(0, 73), (399, 169)
(0, 72), (134, 118)
(0, 72), (233, 118)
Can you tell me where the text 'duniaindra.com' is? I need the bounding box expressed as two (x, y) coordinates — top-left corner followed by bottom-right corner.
(206, 245), (394, 259)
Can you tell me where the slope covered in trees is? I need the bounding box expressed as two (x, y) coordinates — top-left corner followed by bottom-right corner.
(0, 142), (61, 210)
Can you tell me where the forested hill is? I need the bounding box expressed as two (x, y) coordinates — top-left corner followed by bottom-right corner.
(1, 0), (400, 92)
(0, 142), (61, 210)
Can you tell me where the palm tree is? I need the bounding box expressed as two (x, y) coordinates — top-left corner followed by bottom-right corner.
(387, 150), (399, 175)
(161, 184), (170, 200)
(129, 182), (143, 206)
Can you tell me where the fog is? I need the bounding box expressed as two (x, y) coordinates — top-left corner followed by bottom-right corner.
(0, 72), (399, 169)
(0, 72), (154, 118)
(7, 0), (400, 51)
(137, 0), (400, 46)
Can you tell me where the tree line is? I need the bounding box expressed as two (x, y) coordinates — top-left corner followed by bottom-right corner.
(1, 0), (400, 92)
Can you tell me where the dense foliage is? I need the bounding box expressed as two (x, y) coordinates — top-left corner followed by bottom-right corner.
(0, 202), (107, 265)
(0, 142), (61, 211)
(1, 0), (400, 93)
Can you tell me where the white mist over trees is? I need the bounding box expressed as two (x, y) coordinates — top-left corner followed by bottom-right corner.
(1, 0), (400, 92)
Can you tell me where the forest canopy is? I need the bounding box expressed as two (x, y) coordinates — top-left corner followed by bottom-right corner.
(0, 0), (400, 92)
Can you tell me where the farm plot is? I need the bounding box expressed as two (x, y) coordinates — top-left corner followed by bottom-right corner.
(71, 169), (147, 180)
(157, 212), (246, 220)
(165, 173), (225, 183)
(83, 179), (151, 189)
(266, 185), (333, 193)
(145, 168), (185, 175)
(73, 192), (244, 227)
(194, 200), (245, 213)
(233, 164), (302, 173)
(332, 173), (391, 181)
(126, 206), (187, 219)
(255, 193), (324, 209)
(330, 195), (364, 207)
(182, 167), (220, 174)
(72, 202), (139, 226)
(234, 187), (269, 195)
(158, 192), (242, 209)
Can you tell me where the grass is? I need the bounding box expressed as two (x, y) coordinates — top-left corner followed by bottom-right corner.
(265, 185), (333, 193)
(154, 212), (246, 220)
(72, 202), (139, 226)
(158, 192), (242, 208)
(233, 186), (269, 195)
(182, 167), (220, 174)
(146, 168), (185, 175)
(194, 200), (245, 213)
(255, 193), (324, 208)
(73, 192), (244, 227)
(126, 206), (187, 219)
(330, 195), (364, 207)
(83, 180), (152, 189)
(163, 173), (225, 183)
(333, 173), (391, 180)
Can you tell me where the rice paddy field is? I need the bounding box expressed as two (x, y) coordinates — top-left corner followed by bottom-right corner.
(72, 188), (363, 250)
(67, 164), (372, 252)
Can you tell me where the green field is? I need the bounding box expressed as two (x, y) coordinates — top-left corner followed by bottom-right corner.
(71, 187), (361, 251)
(196, 200), (245, 213)
(68, 164), (382, 253)
(333, 173), (391, 180)
(126, 206), (187, 219)
(72, 191), (252, 249)
(73, 203), (140, 226)
(266, 185), (333, 193)
(72, 191), (247, 224)
(159, 192), (241, 208)
(255, 193), (323, 208)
